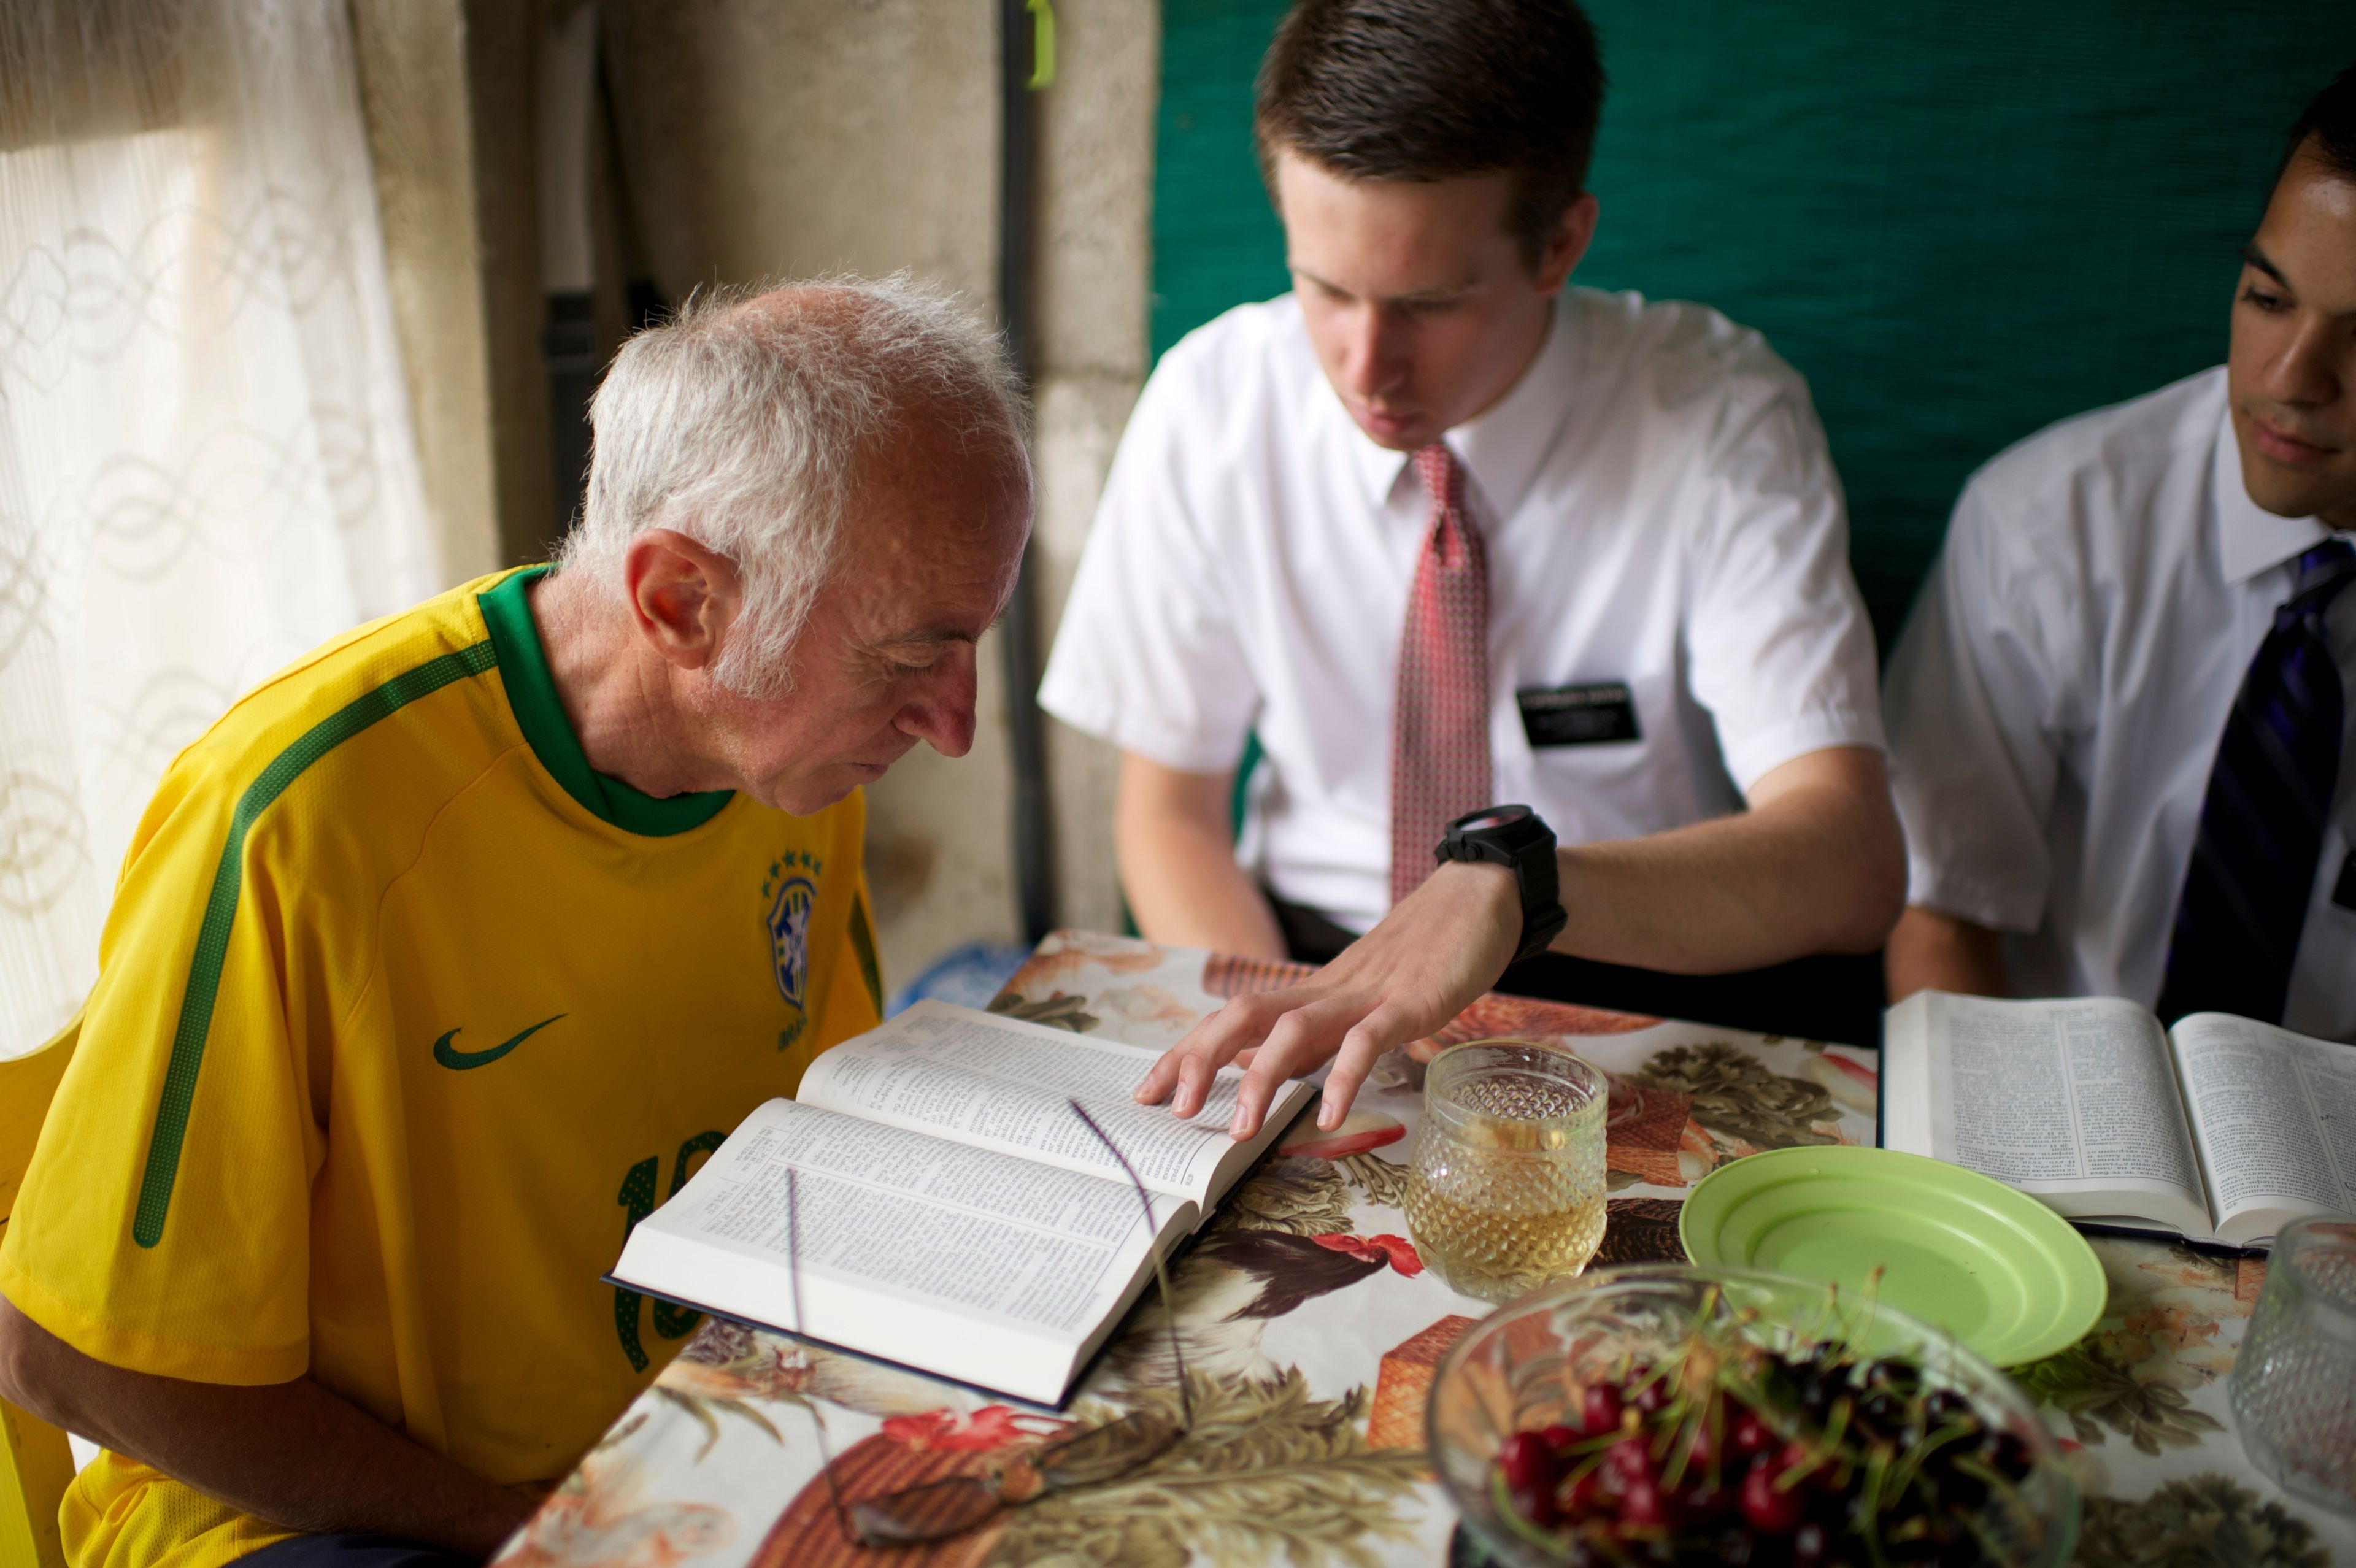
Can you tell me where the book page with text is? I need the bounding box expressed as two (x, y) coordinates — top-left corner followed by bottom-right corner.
(796, 1001), (1280, 1202)
(2172, 1013), (2356, 1246)
(1896, 993), (2211, 1236)
(612, 1099), (1190, 1403)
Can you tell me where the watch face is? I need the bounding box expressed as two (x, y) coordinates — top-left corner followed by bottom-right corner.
(1453, 805), (1530, 833)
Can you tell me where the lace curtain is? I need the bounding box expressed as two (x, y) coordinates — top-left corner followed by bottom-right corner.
(0, 1), (439, 1058)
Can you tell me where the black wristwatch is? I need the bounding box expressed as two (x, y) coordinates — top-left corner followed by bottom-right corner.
(1435, 804), (1568, 965)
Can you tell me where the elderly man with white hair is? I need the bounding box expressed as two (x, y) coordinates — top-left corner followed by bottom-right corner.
(0, 279), (1031, 1568)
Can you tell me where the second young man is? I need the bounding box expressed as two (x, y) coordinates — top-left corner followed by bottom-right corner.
(1044, 0), (1901, 1070)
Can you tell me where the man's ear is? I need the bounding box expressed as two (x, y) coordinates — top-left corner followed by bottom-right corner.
(622, 529), (742, 671)
(1533, 191), (1601, 298)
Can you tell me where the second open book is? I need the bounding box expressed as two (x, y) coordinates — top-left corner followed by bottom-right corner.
(609, 1001), (1314, 1406)
(1885, 991), (2356, 1249)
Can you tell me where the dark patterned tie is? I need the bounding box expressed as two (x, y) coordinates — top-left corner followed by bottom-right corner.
(2157, 540), (2356, 1024)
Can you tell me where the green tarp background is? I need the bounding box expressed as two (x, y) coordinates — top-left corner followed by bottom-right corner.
(1151, 2), (2356, 644)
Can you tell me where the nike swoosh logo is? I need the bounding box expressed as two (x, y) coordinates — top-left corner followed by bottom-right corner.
(433, 1014), (566, 1071)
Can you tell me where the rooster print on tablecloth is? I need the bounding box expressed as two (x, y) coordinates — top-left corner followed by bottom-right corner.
(1101, 1226), (1425, 1392)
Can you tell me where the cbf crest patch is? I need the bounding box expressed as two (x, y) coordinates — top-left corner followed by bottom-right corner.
(763, 850), (826, 1055)
(768, 875), (817, 1008)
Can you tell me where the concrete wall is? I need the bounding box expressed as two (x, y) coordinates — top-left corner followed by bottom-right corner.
(461, 1), (566, 566)
(1033, 0), (1157, 940)
(601, 0), (1011, 992)
(355, 0), (1154, 993)
(348, 0), (571, 577)
(598, 0), (1153, 989)
(348, 0), (504, 585)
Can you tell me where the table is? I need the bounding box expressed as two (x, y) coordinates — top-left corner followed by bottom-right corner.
(496, 931), (2356, 1568)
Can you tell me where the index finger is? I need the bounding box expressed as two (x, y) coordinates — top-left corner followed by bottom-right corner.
(1131, 993), (1276, 1109)
(1223, 991), (1379, 1138)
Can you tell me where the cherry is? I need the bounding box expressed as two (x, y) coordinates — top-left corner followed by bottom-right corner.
(1922, 1389), (1974, 1429)
(1505, 1478), (1557, 1528)
(1730, 1410), (1776, 1458)
(1620, 1474), (1668, 1528)
(1791, 1521), (1830, 1566)
(1740, 1461), (1804, 1534)
(1676, 1480), (1733, 1523)
(1854, 1389), (1910, 1442)
(1863, 1358), (1922, 1396)
(1500, 1431), (1558, 1494)
(1556, 1466), (1608, 1519)
(1607, 1437), (1655, 1484)
(1580, 1383), (1626, 1437)
(1775, 1441), (1818, 1487)
(1538, 1422), (1577, 1456)
(1632, 1378), (1673, 1417)
(1796, 1369), (1842, 1416)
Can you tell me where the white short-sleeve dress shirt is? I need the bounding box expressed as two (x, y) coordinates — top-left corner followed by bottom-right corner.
(1885, 366), (2356, 1040)
(1041, 287), (1886, 935)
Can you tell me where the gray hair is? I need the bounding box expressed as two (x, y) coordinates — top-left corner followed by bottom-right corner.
(559, 272), (1030, 696)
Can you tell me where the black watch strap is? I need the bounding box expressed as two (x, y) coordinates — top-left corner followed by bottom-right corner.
(1434, 804), (1568, 965)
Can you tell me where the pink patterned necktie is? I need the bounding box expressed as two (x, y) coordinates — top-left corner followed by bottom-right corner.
(1388, 444), (1492, 909)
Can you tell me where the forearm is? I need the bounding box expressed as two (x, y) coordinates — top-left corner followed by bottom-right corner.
(1114, 758), (1286, 959)
(1885, 905), (2011, 1001)
(1552, 823), (1887, 970)
(1550, 750), (1906, 973)
(0, 1298), (533, 1559)
(1136, 750), (1904, 1140)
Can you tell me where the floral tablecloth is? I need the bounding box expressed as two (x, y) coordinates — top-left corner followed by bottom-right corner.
(498, 931), (2356, 1568)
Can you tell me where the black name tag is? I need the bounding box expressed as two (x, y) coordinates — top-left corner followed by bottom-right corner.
(1517, 682), (1641, 747)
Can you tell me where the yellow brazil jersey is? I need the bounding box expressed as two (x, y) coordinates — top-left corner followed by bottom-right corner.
(0, 566), (882, 1568)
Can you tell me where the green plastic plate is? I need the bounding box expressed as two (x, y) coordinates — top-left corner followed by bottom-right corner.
(1678, 1146), (2105, 1367)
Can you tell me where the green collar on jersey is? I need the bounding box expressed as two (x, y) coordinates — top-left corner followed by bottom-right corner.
(478, 566), (734, 836)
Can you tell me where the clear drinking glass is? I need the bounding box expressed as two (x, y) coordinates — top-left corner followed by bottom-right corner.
(1402, 1039), (1608, 1304)
(2229, 1215), (2356, 1518)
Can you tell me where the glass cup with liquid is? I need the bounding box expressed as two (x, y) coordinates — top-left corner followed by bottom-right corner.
(1403, 1039), (1609, 1304)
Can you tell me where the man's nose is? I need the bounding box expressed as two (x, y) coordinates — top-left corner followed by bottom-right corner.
(896, 654), (978, 758)
(1343, 306), (1411, 398)
(2263, 314), (2344, 408)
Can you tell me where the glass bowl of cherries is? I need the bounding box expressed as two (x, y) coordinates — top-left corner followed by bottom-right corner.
(1427, 1265), (2076, 1567)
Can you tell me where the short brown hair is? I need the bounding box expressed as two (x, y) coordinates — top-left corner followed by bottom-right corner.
(1254, 0), (1606, 271)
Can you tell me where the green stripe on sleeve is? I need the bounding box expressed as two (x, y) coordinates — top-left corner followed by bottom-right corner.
(132, 639), (499, 1249)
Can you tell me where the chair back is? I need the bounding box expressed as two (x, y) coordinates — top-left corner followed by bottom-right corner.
(0, 1016), (80, 1568)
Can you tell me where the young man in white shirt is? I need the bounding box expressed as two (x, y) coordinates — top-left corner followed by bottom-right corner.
(1052, 0), (1906, 1138)
(1882, 66), (2356, 1039)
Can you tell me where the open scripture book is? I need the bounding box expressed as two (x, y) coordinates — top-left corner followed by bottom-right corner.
(609, 1001), (1315, 1406)
(1885, 991), (2356, 1249)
